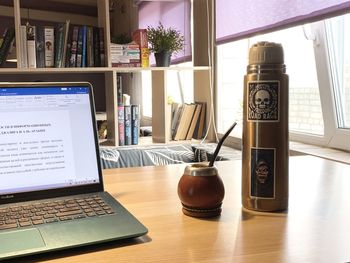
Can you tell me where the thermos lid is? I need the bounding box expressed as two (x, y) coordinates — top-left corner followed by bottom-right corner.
(249, 41), (284, 65)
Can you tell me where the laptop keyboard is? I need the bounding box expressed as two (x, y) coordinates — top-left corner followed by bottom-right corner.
(0, 195), (115, 230)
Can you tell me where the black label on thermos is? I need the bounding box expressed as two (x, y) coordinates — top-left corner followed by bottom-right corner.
(250, 148), (275, 198)
(247, 81), (279, 122)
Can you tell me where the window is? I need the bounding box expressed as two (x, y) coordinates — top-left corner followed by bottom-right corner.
(216, 13), (350, 151)
(216, 25), (323, 137)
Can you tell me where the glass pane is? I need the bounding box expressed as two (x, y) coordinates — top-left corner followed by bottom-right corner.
(168, 62), (194, 104)
(216, 39), (247, 138)
(326, 14), (350, 129)
(216, 25), (324, 137)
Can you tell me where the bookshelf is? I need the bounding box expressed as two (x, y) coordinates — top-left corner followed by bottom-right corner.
(0, 0), (214, 146)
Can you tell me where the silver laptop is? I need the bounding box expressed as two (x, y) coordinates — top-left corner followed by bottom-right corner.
(0, 82), (148, 261)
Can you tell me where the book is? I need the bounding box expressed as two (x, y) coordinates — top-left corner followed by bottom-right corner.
(124, 105), (132, 145)
(93, 27), (100, 67)
(0, 27), (15, 66)
(185, 103), (202, 140)
(35, 26), (45, 68)
(171, 103), (184, 139)
(54, 23), (64, 67)
(81, 25), (87, 67)
(64, 26), (73, 67)
(19, 26), (28, 68)
(117, 74), (123, 106)
(193, 102), (206, 139)
(44, 26), (54, 67)
(131, 105), (140, 145)
(69, 26), (79, 67)
(170, 102), (180, 138)
(118, 105), (125, 146)
(99, 27), (105, 67)
(76, 26), (86, 67)
(54, 20), (70, 68)
(62, 20), (70, 67)
(132, 29), (150, 68)
(112, 62), (141, 68)
(173, 104), (197, 141)
(86, 26), (94, 67)
(26, 25), (36, 68)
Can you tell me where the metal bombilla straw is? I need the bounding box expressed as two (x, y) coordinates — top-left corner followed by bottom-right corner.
(209, 122), (237, 167)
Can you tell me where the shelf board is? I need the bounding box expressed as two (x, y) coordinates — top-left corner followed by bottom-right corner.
(0, 67), (111, 74)
(146, 66), (211, 71)
(0, 66), (211, 74)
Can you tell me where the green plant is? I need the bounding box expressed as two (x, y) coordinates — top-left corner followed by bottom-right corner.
(111, 33), (132, 44)
(147, 23), (184, 54)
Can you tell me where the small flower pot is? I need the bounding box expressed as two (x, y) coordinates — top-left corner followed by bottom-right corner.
(154, 51), (172, 67)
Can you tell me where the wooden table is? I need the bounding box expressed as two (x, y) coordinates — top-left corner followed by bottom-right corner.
(15, 156), (350, 262)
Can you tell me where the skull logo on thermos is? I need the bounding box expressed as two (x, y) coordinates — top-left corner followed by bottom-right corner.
(254, 89), (270, 109)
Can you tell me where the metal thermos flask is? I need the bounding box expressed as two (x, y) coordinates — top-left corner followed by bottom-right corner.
(242, 42), (289, 211)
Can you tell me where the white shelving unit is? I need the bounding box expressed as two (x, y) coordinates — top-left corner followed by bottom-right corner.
(0, 0), (214, 146)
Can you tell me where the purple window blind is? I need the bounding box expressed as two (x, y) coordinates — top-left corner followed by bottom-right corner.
(216, 0), (350, 44)
(138, 0), (191, 64)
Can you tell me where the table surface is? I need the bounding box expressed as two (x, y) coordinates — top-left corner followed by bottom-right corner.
(15, 156), (350, 263)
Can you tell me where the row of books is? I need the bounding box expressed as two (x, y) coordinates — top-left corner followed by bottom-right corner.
(171, 102), (206, 141)
(116, 73), (140, 145)
(118, 104), (140, 146)
(20, 22), (105, 68)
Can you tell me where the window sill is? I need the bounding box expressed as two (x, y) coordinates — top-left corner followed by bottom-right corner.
(289, 141), (350, 165)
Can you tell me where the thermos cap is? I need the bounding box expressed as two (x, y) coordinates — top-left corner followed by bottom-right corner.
(249, 41), (284, 65)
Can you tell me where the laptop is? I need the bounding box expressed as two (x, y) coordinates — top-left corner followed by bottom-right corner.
(0, 82), (148, 261)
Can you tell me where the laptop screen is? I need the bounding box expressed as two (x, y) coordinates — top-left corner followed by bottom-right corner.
(0, 83), (101, 196)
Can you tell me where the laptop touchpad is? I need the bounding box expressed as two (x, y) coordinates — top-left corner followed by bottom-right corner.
(0, 228), (46, 254)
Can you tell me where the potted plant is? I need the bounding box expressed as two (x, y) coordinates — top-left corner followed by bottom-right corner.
(147, 23), (184, 67)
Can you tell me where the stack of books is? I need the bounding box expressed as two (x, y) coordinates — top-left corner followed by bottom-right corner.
(171, 102), (206, 141)
(110, 29), (150, 68)
(110, 42), (141, 67)
(20, 22), (105, 68)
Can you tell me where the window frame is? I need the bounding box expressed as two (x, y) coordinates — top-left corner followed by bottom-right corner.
(312, 20), (350, 151)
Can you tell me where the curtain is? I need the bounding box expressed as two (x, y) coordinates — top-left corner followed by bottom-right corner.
(216, 0), (350, 44)
(138, 0), (191, 64)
